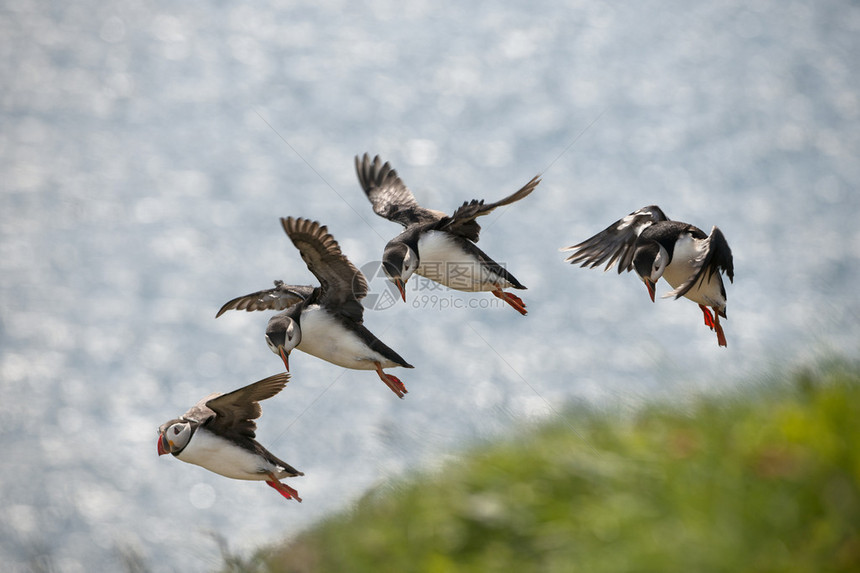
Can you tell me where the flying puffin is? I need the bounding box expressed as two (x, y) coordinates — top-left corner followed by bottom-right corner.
(561, 205), (734, 346)
(218, 217), (413, 398)
(157, 372), (302, 502)
(355, 153), (540, 316)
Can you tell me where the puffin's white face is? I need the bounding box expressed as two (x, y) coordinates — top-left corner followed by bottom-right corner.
(285, 319), (301, 349)
(265, 316), (301, 371)
(400, 246), (419, 284)
(633, 242), (668, 303)
(266, 317), (301, 354)
(160, 422), (192, 454)
(382, 242), (419, 302)
(650, 245), (669, 281)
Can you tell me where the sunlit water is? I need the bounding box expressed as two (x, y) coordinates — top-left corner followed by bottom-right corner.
(2, 0), (858, 570)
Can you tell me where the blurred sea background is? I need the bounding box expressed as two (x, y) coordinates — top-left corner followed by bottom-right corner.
(1, 0), (858, 571)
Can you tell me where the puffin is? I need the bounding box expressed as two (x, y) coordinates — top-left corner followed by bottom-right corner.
(561, 205), (734, 346)
(157, 372), (302, 502)
(355, 153), (540, 316)
(217, 217), (413, 398)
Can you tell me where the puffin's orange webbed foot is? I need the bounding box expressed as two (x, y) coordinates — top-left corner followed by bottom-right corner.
(698, 304), (716, 330)
(492, 289), (527, 316)
(266, 477), (301, 502)
(713, 312), (727, 347)
(375, 363), (407, 398)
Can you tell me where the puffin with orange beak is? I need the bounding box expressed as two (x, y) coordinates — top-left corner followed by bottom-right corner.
(355, 153), (540, 315)
(156, 373), (303, 502)
(218, 217), (413, 398)
(561, 205), (734, 347)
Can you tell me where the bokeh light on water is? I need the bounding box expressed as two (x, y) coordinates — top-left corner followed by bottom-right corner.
(1, 0), (858, 570)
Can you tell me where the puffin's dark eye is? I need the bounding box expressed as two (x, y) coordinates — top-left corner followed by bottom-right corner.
(173, 426), (181, 435)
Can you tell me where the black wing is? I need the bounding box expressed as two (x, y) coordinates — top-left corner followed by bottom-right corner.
(281, 217), (367, 323)
(441, 174), (541, 242)
(665, 226), (734, 300)
(215, 281), (314, 318)
(561, 205), (669, 273)
(204, 373), (290, 439)
(355, 153), (446, 227)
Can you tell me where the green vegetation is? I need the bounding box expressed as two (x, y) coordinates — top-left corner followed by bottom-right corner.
(234, 363), (860, 572)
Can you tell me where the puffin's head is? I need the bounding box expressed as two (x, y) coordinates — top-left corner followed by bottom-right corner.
(157, 420), (193, 456)
(632, 242), (668, 302)
(265, 313), (301, 371)
(382, 241), (418, 302)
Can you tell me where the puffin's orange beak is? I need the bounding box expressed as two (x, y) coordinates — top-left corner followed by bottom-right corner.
(157, 435), (169, 456)
(394, 278), (406, 302)
(643, 278), (656, 303)
(278, 346), (290, 372)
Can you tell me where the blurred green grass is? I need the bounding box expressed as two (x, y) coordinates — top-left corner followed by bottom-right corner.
(235, 363), (860, 573)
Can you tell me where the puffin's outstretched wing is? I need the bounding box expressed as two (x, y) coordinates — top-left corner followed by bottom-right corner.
(281, 217), (367, 323)
(216, 282), (314, 318)
(355, 153), (446, 227)
(561, 205), (669, 273)
(441, 175), (541, 243)
(203, 373), (290, 440)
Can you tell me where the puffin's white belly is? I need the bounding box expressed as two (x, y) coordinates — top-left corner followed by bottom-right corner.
(297, 306), (395, 370)
(177, 429), (275, 481)
(662, 235), (726, 310)
(416, 230), (511, 292)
